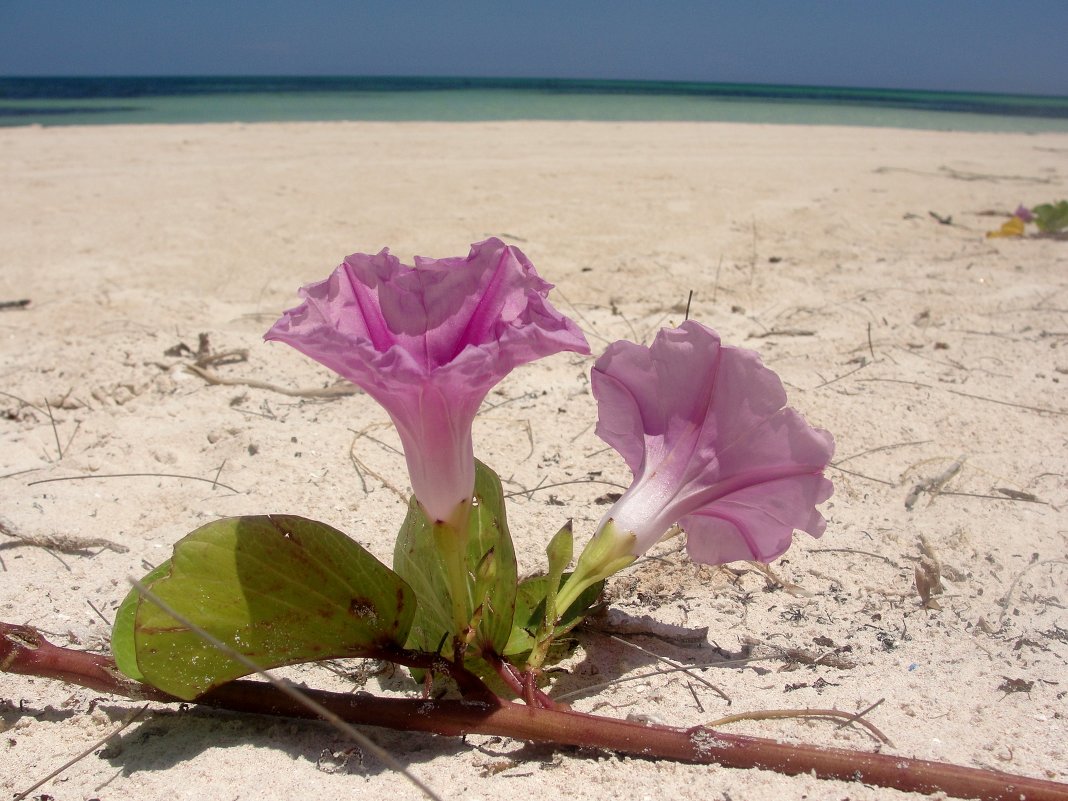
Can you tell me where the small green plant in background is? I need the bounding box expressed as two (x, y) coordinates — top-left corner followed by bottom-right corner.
(1033, 200), (1068, 233)
(987, 200), (1068, 238)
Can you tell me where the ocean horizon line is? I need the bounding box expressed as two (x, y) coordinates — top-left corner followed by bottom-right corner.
(3, 74), (1068, 131)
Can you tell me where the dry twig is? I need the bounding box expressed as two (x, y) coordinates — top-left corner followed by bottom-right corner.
(27, 472), (240, 494)
(0, 516), (128, 555)
(905, 458), (964, 510)
(706, 704), (891, 745)
(13, 704), (149, 801)
(184, 363), (357, 399)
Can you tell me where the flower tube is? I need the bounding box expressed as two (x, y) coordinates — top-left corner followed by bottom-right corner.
(265, 238), (589, 525)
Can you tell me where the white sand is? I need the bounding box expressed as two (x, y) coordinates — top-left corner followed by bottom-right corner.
(1, 121), (1066, 800)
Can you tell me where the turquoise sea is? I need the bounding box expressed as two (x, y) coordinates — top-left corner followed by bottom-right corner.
(3, 76), (1068, 132)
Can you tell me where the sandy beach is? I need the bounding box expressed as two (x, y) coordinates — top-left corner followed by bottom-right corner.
(1, 120), (1066, 800)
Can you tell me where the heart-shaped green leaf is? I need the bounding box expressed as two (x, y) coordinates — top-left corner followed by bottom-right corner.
(393, 460), (517, 659)
(115, 514), (415, 700)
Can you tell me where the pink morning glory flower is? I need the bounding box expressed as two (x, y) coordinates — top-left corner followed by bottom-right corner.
(265, 238), (589, 524)
(592, 321), (833, 565)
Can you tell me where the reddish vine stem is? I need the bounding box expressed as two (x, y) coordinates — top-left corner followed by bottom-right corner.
(3, 622), (1066, 801)
(373, 644), (498, 704)
(483, 651), (556, 708)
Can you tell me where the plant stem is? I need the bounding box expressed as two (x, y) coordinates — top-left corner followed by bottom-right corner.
(483, 651), (555, 709)
(2, 622), (1065, 801)
(432, 518), (472, 644)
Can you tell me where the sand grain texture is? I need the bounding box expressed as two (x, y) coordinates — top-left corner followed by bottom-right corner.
(1, 121), (1066, 800)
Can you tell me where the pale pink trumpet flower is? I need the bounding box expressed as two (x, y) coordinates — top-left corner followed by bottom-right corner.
(591, 321), (834, 566)
(266, 238), (589, 524)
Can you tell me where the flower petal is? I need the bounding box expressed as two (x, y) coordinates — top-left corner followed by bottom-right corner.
(681, 468), (834, 564)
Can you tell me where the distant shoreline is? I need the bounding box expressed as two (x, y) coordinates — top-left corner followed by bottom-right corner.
(3, 75), (1068, 131)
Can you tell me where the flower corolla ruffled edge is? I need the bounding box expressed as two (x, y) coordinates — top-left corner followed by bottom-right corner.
(265, 238), (589, 523)
(591, 320), (833, 566)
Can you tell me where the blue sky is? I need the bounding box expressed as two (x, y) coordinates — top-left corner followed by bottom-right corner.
(1, 1), (1065, 96)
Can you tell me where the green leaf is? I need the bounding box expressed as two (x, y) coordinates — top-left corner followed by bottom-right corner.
(393, 460), (517, 659)
(1033, 200), (1068, 233)
(504, 572), (603, 658)
(111, 560), (172, 682)
(125, 514), (415, 700)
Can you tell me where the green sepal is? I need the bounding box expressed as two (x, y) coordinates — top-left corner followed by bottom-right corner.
(114, 514), (415, 700)
(393, 460), (517, 659)
(542, 521), (574, 623)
